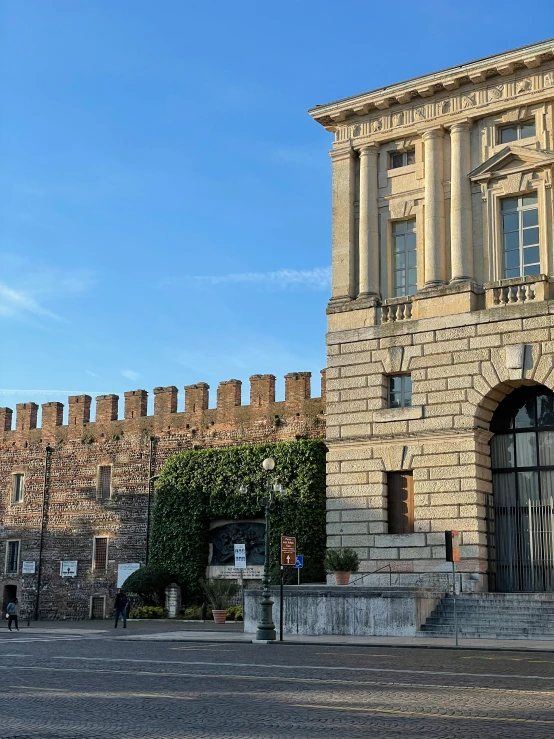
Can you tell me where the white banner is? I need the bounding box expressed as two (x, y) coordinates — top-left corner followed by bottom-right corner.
(117, 563), (141, 588)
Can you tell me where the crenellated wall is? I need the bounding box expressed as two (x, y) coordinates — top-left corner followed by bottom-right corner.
(1, 370), (326, 445)
(0, 370), (326, 620)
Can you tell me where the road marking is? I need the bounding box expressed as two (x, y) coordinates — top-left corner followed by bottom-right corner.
(4, 665), (554, 696)
(8, 685), (192, 700)
(295, 702), (554, 724)
(10, 685), (71, 692)
(42, 655), (554, 682)
(315, 652), (401, 657)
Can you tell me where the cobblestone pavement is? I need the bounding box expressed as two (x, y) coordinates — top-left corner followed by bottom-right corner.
(1, 632), (554, 738)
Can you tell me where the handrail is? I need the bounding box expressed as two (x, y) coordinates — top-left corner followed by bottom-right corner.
(348, 563), (393, 587)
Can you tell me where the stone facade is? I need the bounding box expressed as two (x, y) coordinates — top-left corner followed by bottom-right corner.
(0, 372), (325, 619)
(310, 39), (554, 592)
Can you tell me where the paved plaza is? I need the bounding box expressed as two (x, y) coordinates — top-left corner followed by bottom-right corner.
(0, 623), (554, 737)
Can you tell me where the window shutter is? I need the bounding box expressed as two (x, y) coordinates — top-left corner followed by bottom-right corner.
(387, 472), (414, 534)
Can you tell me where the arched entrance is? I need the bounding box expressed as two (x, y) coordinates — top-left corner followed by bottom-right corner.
(489, 384), (554, 592)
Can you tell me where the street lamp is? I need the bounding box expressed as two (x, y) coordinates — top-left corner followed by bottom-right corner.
(240, 456), (288, 641)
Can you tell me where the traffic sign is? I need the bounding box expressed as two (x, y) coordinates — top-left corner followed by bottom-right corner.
(280, 535), (296, 565)
(293, 555), (303, 569)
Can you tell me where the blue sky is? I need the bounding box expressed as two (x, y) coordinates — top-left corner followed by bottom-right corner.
(1, 1), (552, 420)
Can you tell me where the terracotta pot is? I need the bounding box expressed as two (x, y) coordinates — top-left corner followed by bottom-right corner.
(335, 571), (351, 585)
(212, 609), (228, 624)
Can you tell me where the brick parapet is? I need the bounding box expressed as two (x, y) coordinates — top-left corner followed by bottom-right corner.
(0, 371), (326, 445)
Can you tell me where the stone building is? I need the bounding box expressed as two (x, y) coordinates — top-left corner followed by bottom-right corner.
(0, 372), (324, 619)
(310, 39), (554, 593)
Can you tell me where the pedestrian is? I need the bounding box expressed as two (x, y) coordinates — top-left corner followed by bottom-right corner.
(6, 598), (19, 632)
(114, 589), (128, 629)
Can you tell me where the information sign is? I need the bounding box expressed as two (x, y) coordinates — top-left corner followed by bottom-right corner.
(60, 561), (78, 578)
(22, 561), (36, 574)
(280, 536), (296, 566)
(234, 543), (246, 569)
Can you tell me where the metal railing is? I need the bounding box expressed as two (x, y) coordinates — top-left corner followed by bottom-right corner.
(348, 563), (393, 587)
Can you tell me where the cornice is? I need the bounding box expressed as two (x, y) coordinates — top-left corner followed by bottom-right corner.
(310, 39), (554, 133)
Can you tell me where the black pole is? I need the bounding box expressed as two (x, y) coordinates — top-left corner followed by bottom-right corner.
(279, 565), (284, 642)
(35, 446), (52, 621)
(145, 437), (155, 565)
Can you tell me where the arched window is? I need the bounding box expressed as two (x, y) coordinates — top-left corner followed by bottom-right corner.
(490, 385), (554, 592)
(490, 385), (554, 505)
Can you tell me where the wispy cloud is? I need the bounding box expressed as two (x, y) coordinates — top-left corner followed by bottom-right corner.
(121, 369), (140, 381)
(0, 254), (95, 323)
(0, 283), (61, 320)
(179, 267), (331, 291)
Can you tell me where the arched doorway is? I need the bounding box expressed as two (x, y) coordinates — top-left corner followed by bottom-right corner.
(489, 384), (554, 592)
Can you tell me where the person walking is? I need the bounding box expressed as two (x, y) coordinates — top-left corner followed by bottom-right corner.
(113, 589), (128, 629)
(6, 598), (19, 632)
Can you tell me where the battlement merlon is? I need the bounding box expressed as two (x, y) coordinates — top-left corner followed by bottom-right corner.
(0, 371), (326, 439)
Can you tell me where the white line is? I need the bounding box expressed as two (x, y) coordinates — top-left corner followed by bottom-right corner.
(35, 656), (554, 682)
(5, 665), (554, 696)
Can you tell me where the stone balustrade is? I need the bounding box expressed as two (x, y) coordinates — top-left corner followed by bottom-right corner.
(381, 297), (414, 323)
(485, 275), (549, 309)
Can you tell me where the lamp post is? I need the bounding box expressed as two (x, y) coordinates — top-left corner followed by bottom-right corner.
(240, 457), (287, 641)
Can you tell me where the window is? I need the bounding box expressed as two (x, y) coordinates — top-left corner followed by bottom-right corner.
(97, 466), (112, 500)
(387, 472), (414, 534)
(390, 149), (415, 169)
(389, 375), (412, 409)
(12, 474), (24, 504)
(93, 537), (108, 571)
(498, 120), (536, 144)
(392, 218), (417, 297)
(6, 541), (20, 574)
(501, 192), (540, 279)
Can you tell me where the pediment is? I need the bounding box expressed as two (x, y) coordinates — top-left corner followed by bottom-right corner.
(469, 145), (554, 182)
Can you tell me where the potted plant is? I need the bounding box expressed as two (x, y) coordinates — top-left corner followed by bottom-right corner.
(324, 548), (359, 585)
(200, 579), (239, 624)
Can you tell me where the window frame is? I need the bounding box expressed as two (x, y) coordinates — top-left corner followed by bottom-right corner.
(391, 218), (417, 298)
(389, 149), (415, 170)
(6, 540), (20, 575)
(500, 193), (540, 279)
(387, 472), (414, 535)
(97, 465), (112, 501)
(497, 119), (536, 145)
(93, 536), (109, 572)
(11, 473), (24, 504)
(388, 374), (413, 409)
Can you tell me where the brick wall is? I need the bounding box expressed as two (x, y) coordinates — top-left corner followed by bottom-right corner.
(0, 371), (325, 619)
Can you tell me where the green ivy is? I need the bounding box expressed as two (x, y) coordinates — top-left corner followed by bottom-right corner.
(150, 439), (327, 601)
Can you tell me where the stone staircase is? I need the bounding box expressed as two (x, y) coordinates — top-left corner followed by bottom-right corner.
(419, 593), (554, 639)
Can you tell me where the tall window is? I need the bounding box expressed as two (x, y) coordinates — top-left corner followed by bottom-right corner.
(12, 474), (24, 504)
(93, 537), (108, 571)
(498, 120), (536, 144)
(6, 541), (20, 574)
(501, 193), (540, 279)
(392, 219), (417, 297)
(387, 472), (414, 534)
(97, 466), (112, 500)
(389, 375), (412, 408)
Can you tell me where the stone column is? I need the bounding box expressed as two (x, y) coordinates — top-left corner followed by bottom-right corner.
(423, 128), (446, 287)
(358, 144), (380, 297)
(330, 148), (356, 301)
(450, 121), (473, 282)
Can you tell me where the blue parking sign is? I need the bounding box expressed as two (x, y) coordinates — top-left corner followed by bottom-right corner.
(294, 555), (303, 568)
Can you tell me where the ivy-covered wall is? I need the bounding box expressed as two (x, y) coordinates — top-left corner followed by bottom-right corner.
(150, 439), (327, 600)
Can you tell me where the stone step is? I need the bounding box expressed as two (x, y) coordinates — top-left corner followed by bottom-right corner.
(420, 592), (554, 639)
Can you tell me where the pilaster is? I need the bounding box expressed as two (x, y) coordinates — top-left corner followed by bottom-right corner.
(422, 128), (446, 287)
